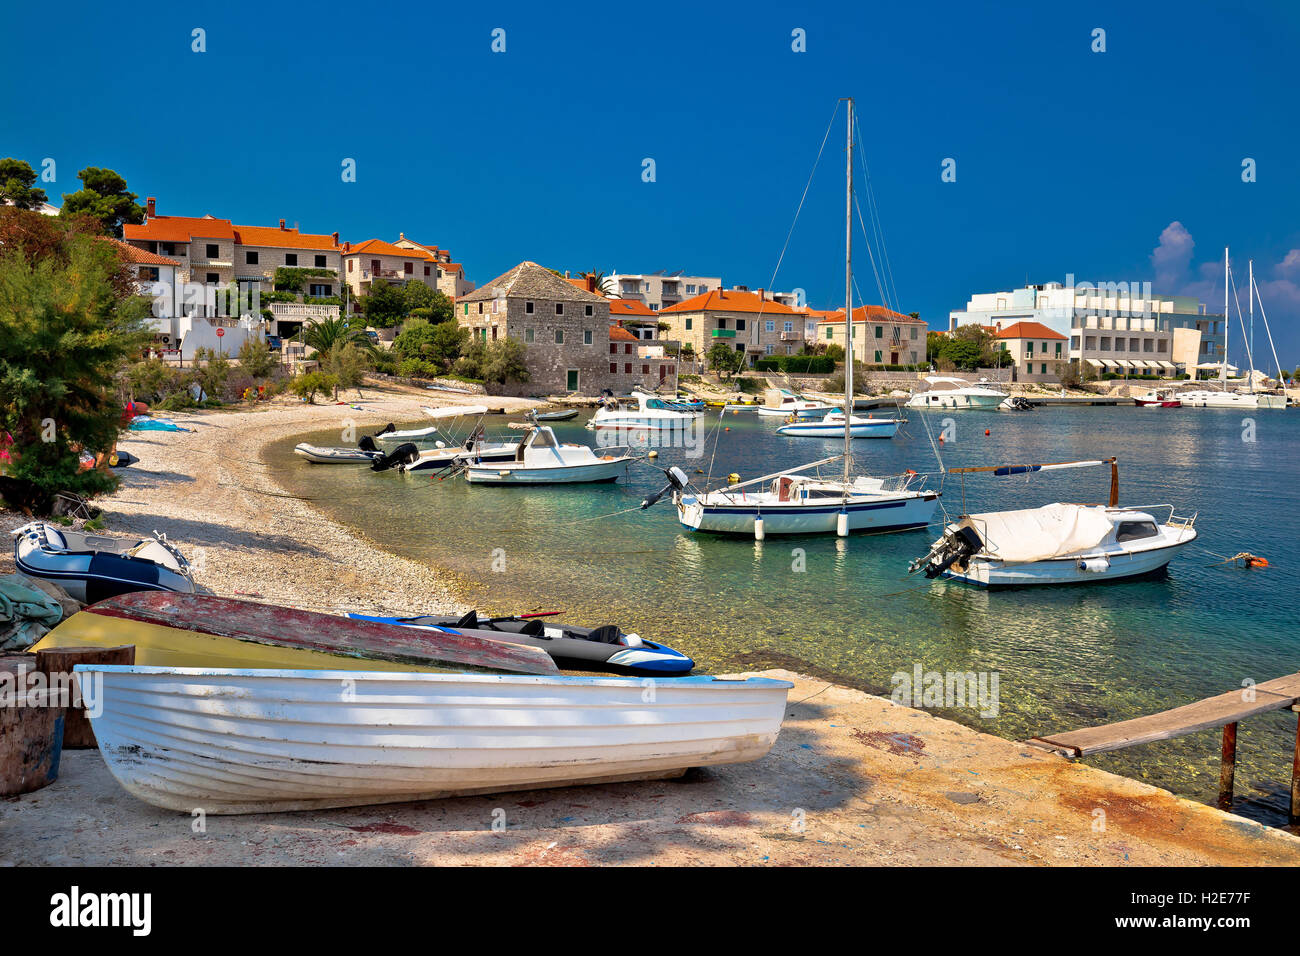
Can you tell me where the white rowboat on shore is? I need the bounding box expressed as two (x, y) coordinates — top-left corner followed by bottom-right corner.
(78, 665), (793, 814)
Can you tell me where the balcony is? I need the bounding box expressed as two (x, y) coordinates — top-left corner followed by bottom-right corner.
(711, 329), (736, 338)
(780, 331), (802, 342)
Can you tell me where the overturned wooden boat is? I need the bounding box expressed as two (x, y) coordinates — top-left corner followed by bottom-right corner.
(78, 665), (792, 814)
(32, 591), (558, 675)
(13, 522), (194, 603)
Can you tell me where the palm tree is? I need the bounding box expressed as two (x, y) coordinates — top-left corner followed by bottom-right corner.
(578, 270), (614, 296)
(301, 316), (375, 356)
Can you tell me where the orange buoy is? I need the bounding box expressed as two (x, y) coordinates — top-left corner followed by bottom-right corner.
(985, 429), (990, 436)
(1248, 556), (1270, 568)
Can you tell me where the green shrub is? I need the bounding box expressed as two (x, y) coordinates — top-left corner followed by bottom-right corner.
(289, 370), (337, 403)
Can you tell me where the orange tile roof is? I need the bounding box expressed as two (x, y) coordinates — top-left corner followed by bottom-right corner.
(234, 224), (340, 251)
(995, 320), (1066, 340)
(660, 288), (797, 315)
(817, 305), (923, 324)
(123, 214), (235, 243)
(608, 298), (657, 317)
(609, 325), (640, 342)
(345, 239), (433, 259)
(101, 236), (181, 266)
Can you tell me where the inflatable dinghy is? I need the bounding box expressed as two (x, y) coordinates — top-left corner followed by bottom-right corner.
(293, 443), (383, 464)
(534, 409), (579, 422)
(348, 610), (694, 675)
(13, 522), (195, 603)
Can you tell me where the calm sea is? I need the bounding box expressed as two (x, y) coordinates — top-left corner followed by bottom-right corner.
(271, 404), (1300, 828)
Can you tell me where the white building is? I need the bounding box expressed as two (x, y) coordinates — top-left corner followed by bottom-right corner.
(606, 271), (721, 311)
(949, 281), (1226, 375)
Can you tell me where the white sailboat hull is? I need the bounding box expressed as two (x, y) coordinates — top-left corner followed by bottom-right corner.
(776, 419), (900, 438)
(79, 666), (792, 814)
(1180, 390), (1285, 409)
(677, 491), (938, 535)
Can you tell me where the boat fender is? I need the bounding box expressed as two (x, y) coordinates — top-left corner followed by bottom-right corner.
(1077, 557), (1110, 573)
(727, 473), (740, 484)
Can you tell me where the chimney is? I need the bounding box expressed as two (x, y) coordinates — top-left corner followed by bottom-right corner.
(586, 275), (596, 293)
(758, 288), (765, 301)
(279, 219), (286, 230)
(331, 232), (339, 246)
(342, 241), (350, 253)
(146, 197), (156, 219)
(399, 232), (405, 240)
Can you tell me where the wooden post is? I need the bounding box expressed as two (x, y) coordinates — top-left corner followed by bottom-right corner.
(0, 658), (66, 796)
(35, 644), (134, 749)
(1291, 705), (1300, 824)
(1218, 721), (1238, 810)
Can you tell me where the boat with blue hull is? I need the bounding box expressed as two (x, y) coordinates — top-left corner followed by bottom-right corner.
(776, 410), (902, 439)
(348, 611), (694, 675)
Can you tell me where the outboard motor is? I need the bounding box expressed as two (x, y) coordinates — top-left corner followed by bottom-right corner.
(640, 466), (690, 510)
(370, 441), (420, 472)
(909, 524), (983, 578)
(359, 424), (396, 452)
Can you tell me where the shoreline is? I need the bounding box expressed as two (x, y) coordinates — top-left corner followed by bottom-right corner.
(3, 384), (1300, 864)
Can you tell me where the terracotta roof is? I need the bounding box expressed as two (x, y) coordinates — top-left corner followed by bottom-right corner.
(123, 214), (235, 243)
(995, 320), (1066, 340)
(660, 289), (797, 315)
(101, 236), (180, 267)
(345, 238), (433, 259)
(460, 261), (608, 304)
(234, 224), (339, 251)
(609, 325), (640, 342)
(818, 305), (923, 324)
(608, 298), (657, 317)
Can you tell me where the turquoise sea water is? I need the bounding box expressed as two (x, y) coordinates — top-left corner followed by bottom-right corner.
(270, 405), (1300, 828)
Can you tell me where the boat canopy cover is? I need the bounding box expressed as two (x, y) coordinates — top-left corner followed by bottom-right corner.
(956, 503), (1113, 562)
(422, 405), (490, 420)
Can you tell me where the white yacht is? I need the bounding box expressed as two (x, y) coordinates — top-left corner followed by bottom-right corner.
(905, 376), (1008, 410)
(587, 391), (700, 431)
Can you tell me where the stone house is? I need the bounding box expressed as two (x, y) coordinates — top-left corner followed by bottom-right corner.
(658, 288), (805, 366)
(458, 261), (675, 394)
(993, 320), (1067, 382)
(817, 305), (928, 367)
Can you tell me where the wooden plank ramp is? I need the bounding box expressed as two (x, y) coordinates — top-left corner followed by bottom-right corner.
(1027, 672), (1300, 821)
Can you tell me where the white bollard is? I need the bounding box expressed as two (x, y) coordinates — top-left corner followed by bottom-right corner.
(836, 511), (849, 537)
(754, 516), (765, 541)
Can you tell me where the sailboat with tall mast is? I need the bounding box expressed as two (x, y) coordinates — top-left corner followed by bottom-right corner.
(1180, 247), (1286, 409)
(643, 98), (939, 539)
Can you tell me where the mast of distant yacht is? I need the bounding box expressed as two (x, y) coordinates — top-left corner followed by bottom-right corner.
(843, 97), (854, 483)
(1221, 247), (1229, 390)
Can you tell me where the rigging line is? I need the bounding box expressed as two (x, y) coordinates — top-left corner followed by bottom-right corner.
(847, 113), (899, 312)
(851, 189), (890, 311)
(1251, 277), (1286, 382)
(1228, 269), (1256, 384)
(752, 98), (842, 330)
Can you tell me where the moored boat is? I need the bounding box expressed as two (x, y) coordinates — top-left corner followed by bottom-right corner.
(463, 425), (631, 484)
(13, 522), (194, 603)
(776, 410), (901, 439)
(294, 443), (383, 464)
(905, 376), (1007, 410)
(757, 388), (837, 418)
(1134, 389), (1180, 408)
(586, 391), (700, 430)
(78, 664), (793, 813)
(908, 458), (1199, 587)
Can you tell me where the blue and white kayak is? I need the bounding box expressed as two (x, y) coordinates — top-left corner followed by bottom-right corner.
(347, 611), (694, 676)
(776, 410), (901, 439)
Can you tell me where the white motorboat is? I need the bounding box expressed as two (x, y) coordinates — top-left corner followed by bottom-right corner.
(905, 376), (1008, 410)
(368, 424), (441, 445)
(586, 391), (700, 430)
(642, 98), (940, 539)
(77, 664), (793, 814)
(776, 410), (902, 439)
(909, 458), (1198, 587)
(370, 404), (520, 472)
(13, 522), (194, 603)
(294, 443), (382, 464)
(464, 425), (632, 484)
(757, 388), (837, 418)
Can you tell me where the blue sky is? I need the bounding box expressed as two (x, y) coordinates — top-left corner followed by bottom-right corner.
(5, 0), (1299, 362)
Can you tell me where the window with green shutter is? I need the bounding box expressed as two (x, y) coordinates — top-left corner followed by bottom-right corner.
(825, 327), (832, 340)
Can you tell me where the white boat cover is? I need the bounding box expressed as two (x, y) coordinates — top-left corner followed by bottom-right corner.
(422, 405), (489, 420)
(957, 503), (1113, 562)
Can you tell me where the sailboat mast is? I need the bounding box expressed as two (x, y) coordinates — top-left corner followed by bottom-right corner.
(844, 97), (854, 481)
(1248, 259), (1255, 393)
(1221, 246), (1229, 390)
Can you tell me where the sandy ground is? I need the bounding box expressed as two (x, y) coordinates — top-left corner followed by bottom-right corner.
(3, 380), (1300, 865)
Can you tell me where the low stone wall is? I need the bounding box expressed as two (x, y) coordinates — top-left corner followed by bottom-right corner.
(367, 372), (487, 395)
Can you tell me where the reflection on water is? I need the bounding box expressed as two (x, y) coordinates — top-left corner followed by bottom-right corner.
(271, 406), (1300, 827)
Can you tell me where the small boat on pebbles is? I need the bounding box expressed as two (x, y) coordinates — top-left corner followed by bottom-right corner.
(348, 610), (694, 675)
(77, 664), (792, 813)
(13, 522), (194, 603)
